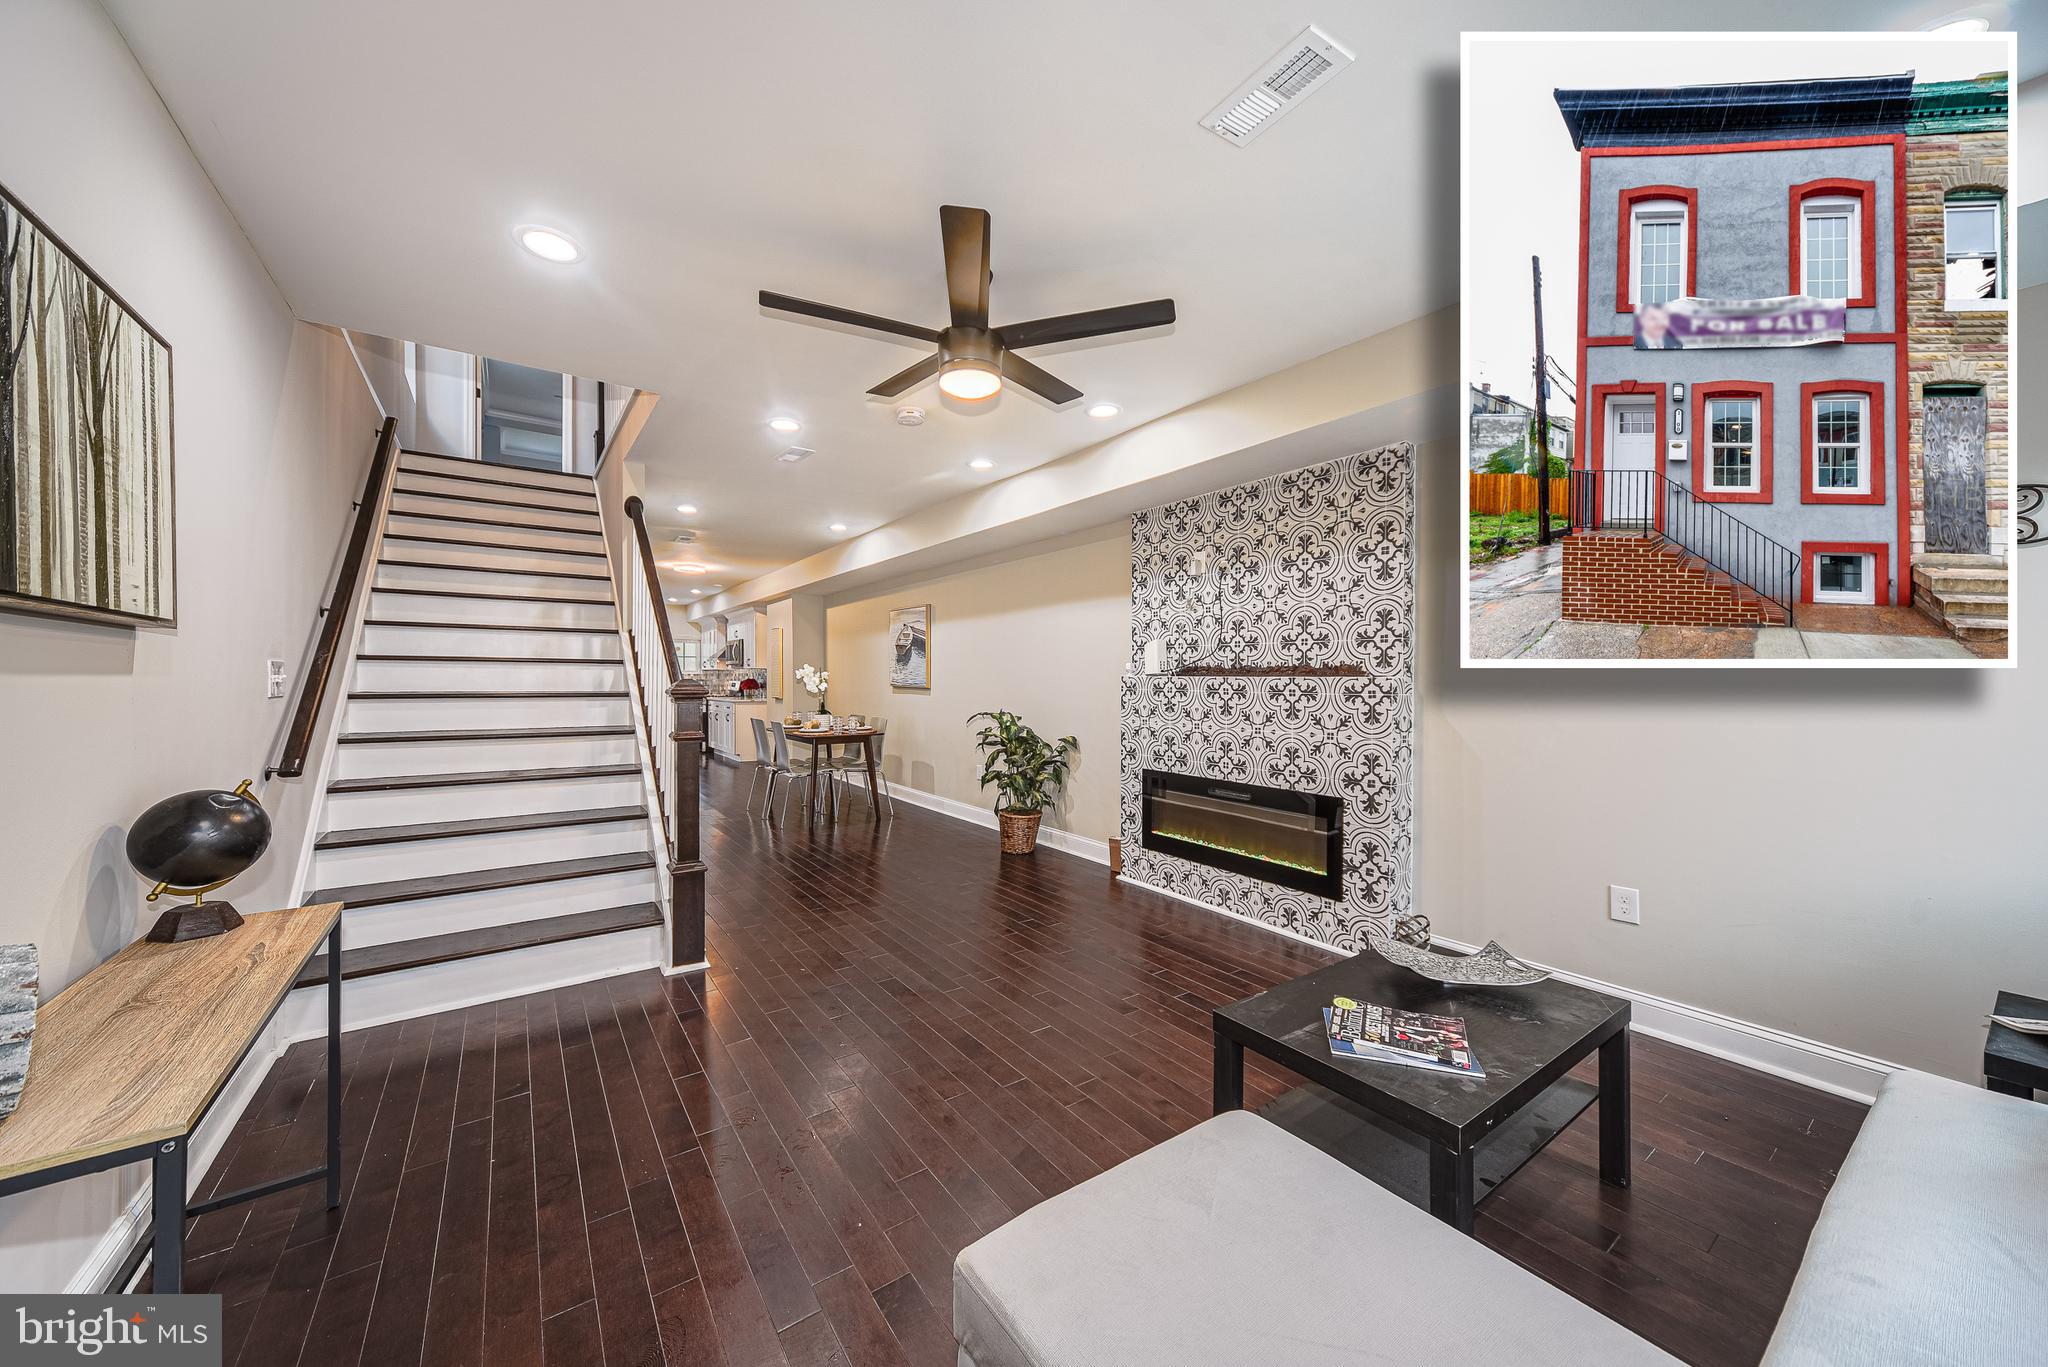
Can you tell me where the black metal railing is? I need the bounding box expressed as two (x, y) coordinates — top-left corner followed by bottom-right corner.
(1567, 468), (1800, 626)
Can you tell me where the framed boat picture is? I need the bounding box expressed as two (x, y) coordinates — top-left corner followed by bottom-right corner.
(889, 604), (929, 689)
(1, 180), (175, 627)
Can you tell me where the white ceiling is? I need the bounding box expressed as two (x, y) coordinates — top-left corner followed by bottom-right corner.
(104, 0), (2041, 593)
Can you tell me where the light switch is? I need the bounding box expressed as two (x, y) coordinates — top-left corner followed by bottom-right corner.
(265, 659), (288, 699)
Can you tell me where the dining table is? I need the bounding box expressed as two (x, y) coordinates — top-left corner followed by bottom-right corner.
(781, 723), (884, 820)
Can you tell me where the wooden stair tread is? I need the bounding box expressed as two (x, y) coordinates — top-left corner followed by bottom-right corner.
(393, 483), (600, 514)
(371, 585), (614, 607)
(398, 450), (593, 491)
(316, 805), (648, 849)
(361, 618), (618, 633)
(308, 850), (656, 908)
(380, 531), (608, 559)
(353, 654), (626, 665)
(338, 725), (635, 744)
(327, 763), (640, 793)
(378, 557), (610, 583)
(291, 903), (661, 990)
(349, 689), (629, 699)
(388, 509), (604, 538)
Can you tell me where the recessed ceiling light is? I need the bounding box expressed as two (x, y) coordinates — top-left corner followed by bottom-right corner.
(667, 596), (679, 604)
(675, 503), (698, 515)
(829, 522), (848, 532)
(968, 457), (996, 471)
(516, 226), (581, 263)
(691, 588), (702, 595)
(1928, 15), (1991, 33)
(769, 417), (802, 434)
(671, 561), (707, 574)
(709, 584), (724, 591)
(1086, 402), (1121, 419)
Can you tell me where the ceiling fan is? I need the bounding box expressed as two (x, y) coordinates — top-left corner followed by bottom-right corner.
(759, 205), (1175, 406)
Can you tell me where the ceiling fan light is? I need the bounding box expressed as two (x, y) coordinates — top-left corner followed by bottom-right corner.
(938, 357), (1003, 401)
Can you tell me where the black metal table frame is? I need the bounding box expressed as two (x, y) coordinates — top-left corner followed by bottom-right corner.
(0, 923), (343, 1293)
(1212, 1002), (1631, 1233)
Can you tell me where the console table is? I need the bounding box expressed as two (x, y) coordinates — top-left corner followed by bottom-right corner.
(0, 903), (343, 1291)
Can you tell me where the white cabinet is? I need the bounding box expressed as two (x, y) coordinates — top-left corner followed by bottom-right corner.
(708, 699), (767, 763)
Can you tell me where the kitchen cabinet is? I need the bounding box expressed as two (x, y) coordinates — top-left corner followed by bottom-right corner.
(708, 698), (769, 763)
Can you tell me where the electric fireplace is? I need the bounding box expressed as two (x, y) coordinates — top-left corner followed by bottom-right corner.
(1140, 769), (1342, 900)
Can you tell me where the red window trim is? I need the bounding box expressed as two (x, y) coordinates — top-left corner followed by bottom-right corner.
(1799, 380), (1886, 506)
(1692, 382), (1773, 504)
(1800, 541), (1891, 606)
(1789, 178), (1877, 308)
(1616, 186), (1698, 314)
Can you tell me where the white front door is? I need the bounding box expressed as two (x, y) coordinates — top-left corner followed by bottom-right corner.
(1605, 399), (1658, 526)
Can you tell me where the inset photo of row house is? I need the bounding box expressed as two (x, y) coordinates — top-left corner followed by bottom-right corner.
(1463, 30), (2015, 666)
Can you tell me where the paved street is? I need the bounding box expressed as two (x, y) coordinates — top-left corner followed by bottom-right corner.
(1468, 544), (1982, 661)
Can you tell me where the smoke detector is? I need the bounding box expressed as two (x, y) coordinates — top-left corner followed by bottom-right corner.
(775, 446), (816, 463)
(895, 406), (927, 427)
(1202, 25), (1354, 146)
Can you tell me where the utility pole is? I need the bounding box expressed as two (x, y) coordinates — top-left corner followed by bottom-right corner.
(1531, 255), (1553, 546)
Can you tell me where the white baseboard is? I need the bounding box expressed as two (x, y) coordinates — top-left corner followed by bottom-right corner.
(832, 771), (1113, 865)
(1105, 869), (1895, 1106)
(663, 959), (708, 977)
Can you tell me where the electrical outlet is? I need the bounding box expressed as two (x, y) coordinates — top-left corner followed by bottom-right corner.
(266, 658), (288, 699)
(1608, 885), (1641, 925)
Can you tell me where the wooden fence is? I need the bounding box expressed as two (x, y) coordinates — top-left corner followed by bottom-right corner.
(1470, 473), (1572, 518)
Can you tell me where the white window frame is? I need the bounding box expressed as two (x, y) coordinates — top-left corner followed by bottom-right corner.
(1812, 552), (1876, 605)
(1629, 199), (1688, 309)
(1799, 196), (1861, 302)
(1943, 197), (2006, 311)
(1810, 392), (1870, 496)
(1704, 396), (1761, 494)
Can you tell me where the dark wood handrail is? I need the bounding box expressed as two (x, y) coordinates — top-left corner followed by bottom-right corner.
(270, 418), (399, 778)
(623, 495), (680, 684)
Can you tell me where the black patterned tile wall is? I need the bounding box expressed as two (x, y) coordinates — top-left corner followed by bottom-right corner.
(1120, 444), (1414, 949)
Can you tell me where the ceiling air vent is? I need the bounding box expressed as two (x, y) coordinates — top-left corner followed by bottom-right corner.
(1202, 25), (1354, 146)
(775, 446), (816, 464)
(671, 530), (696, 544)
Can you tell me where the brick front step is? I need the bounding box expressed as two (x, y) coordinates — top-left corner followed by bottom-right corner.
(1560, 532), (1785, 627)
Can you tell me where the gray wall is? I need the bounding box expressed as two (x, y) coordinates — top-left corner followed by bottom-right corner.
(1588, 142), (1897, 335)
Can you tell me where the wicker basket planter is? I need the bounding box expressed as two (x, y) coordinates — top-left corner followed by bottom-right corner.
(997, 809), (1043, 855)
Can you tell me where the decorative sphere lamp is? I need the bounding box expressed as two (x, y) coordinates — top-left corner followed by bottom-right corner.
(125, 780), (272, 943)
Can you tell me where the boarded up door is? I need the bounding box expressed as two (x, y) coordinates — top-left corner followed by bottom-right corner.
(1924, 391), (1989, 554)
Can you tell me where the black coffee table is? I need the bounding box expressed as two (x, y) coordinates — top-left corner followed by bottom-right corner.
(1213, 952), (1631, 1233)
(1985, 989), (2048, 1099)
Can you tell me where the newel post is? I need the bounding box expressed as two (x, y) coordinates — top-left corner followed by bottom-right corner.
(669, 677), (710, 969)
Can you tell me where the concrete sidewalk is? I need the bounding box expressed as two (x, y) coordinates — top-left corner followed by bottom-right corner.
(1468, 545), (1980, 661)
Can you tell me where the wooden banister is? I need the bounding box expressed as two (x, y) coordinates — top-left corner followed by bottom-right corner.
(270, 418), (398, 779)
(622, 495), (709, 970)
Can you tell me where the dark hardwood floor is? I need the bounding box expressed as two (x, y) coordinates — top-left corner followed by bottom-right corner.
(162, 760), (1864, 1367)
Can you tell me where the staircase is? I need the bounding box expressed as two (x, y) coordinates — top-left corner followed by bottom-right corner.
(1912, 552), (2008, 648)
(286, 449), (664, 1026)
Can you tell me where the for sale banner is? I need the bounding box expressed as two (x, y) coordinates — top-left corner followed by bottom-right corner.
(1633, 296), (1846, 350)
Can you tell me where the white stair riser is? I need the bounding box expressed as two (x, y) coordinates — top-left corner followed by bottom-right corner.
(343, 694), (634, 732)
(330, 867), (661, 948)
(276, 926), (662, 1037)
(352, 659), (627, 692)
(389, 491), (601, 533)
(377, 537), (609, 577)
(398, 453), (591, 495)
(368, 590), (616, 629)
(324, 772), (647, 827)
(312, 822), (655, 886)
(372, 561), (611, 601)
(393, 470), (596, 514)
(359, 623), (622, 658)
(385, 512), (603, 556)
(333, 733), (640, 779)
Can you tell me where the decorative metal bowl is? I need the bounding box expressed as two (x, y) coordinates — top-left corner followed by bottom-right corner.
(1365, 933), (1550, 987)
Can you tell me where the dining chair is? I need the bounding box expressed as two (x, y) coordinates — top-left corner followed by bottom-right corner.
(748, 716), (791, 818)
(828, 717), (893, 816)
(765, 721), (804, 823)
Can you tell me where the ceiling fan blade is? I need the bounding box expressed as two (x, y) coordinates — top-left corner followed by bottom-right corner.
(995, 298), (1176, 351)
(939, 205), (991, 329)
(867, 352), (942, 398)
(759, 290), (940, 343)
(1000, 351), (1082, 406)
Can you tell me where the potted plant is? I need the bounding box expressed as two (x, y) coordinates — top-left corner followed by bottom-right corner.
(796, 663), (830, 719)
(968, 710), (1078, 855)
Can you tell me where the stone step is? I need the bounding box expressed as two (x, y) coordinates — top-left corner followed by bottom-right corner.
(1916, 552), (2006, 570)
(1928, 592), (2007, 618)
(1914, 565), (2008, 597)
(1945, 613), (2009, 642)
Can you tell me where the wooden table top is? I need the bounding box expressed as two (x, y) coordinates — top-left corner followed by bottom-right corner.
(781, 726), (877, 742)
(0, 903), (341, 1182)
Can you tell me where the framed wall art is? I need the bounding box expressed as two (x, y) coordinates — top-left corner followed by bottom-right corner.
(889, 604), (929, 689)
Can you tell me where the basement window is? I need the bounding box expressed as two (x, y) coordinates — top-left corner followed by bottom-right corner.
(1706, 397), (1760, 493)
(1814, 552), (1875, 605)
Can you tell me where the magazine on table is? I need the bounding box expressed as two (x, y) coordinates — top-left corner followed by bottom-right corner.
(1324, 998), (1484, 1078)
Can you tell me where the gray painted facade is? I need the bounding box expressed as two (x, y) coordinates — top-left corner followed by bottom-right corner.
(1582, 141), (1903, 602)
